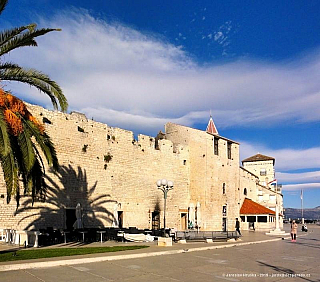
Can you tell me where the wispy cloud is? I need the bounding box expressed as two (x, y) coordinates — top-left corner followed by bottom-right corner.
(282, 183), (320, 191)
(81, 107), (207, 133)
(277, 171), (320, 183)
(240, 142), (320, 171)
(240, 141), (320, 191)
(4, 9), (320, 137)
(214, 21), (232, 47)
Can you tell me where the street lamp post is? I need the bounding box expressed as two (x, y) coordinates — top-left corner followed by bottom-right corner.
(156, 179), (174, 237)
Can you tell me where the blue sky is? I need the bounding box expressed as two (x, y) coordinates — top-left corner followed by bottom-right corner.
(1, 0), (320, 208)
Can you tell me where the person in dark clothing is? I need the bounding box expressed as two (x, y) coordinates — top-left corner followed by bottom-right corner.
(235, 218), (241, 236)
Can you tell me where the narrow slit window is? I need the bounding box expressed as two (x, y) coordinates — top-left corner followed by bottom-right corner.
(214, 138), (219, 155)
(227, 142), (232, 159)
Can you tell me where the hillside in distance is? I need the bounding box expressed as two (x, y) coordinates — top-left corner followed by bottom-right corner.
(284, 206), (320, 220)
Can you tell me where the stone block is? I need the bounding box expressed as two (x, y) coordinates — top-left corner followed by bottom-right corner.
(157, 237), (172, 247)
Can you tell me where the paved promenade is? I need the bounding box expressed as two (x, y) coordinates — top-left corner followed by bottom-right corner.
(1, 225), (319, 281)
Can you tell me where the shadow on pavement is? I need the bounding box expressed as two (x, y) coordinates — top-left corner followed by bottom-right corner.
(257, 260), (316, 282)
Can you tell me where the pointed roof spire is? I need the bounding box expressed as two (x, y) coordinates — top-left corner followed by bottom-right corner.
(206, 115), (219, 135)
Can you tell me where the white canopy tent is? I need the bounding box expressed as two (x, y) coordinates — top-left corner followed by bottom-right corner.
(196, 202), (201, 232)
(188, 203), (195, 228)
(74, 203), (83, 229)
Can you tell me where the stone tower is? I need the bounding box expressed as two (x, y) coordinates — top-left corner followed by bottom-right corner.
(242, 154), (275, 190)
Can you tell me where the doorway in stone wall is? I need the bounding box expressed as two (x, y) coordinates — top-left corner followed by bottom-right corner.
(66, 208), (76, 230)
(222, 217), (227, 232)
(181, 213), (187, 230)
(118, 211), (123, 228)
(152, 211), (160, 230)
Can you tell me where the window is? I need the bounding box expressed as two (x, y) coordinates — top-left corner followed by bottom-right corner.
(244, 188), (247, 196)
(260, 169), (267, 176)
(77, 126), (85, 133)
(258, 216), (267, 222)
(222, 205), (227, 216)
(214, 138), (219, 155)
(258, 195), (263, 202)
(222, 183), (226, 194)
(42, 117), (52, 124)
(227, 142), (232, 159)
(247, 216), (256, 222)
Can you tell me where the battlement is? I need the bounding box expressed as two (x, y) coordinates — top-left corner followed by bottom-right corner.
(27, 103), (188, 157)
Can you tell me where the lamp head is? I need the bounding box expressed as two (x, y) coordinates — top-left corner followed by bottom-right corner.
(161, 179), (168, 186)
(156, 179), (162, 187)
(167, 180), (174, 188)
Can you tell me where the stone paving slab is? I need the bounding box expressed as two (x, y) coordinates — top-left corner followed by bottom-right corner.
(0, 224), (305, 271)
(0, 226), (319, 282)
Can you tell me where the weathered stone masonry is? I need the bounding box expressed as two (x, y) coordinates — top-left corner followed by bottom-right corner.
(0, 104), (190, 230)
(0, 104), (282, 232)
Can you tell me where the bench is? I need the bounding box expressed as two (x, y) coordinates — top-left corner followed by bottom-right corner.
(175, 230), (239, 242)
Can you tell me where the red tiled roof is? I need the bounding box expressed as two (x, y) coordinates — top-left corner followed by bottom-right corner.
(240, 198), (276, 215)
(242, 153), (275, 165)
(206, 116), (219, 135)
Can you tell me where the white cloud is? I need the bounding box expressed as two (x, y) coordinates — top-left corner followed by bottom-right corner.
(213, 21), (233, 51)
(240, 142), (320, 172)
(277, 171), (320, 183)
(240, 141), (320, 191)
(82, 107), (207, 134)
(282, 183), (320, 191)
(3, 9), (320, 137)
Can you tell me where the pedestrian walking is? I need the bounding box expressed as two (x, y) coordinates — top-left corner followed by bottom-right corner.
(290, 220), (298, 242)
(235, 218), (241, 236)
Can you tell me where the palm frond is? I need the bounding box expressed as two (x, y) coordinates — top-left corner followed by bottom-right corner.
(17, 119), (36, 173)
(25, 119), (59, 170)
(0, 27), (61, 57)
(30, 157), (46, 205)
(0, 64), (68, 112)
(0, 148), (18, 203)
(0, 109), (11, 157)
(0, 24), (36, 47)
(0, 0), (8, 15)
(0, 62), (20, 69)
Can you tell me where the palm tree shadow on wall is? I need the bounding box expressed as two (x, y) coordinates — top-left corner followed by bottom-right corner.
(15, 164), (117, 230)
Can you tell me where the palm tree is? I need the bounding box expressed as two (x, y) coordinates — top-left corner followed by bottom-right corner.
(0, 0), (67, 112)
(0, 89), (59, 206)
(0, 0), (68, 206)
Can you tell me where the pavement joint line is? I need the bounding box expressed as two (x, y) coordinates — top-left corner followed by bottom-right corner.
(0, 236), (291, 272)
(23, 269), (46, 282)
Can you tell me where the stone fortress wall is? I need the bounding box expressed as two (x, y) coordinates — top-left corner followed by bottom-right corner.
(165, 123), (240, 231)
(0, 104), (283, 232)
(0, 104), (190, 231)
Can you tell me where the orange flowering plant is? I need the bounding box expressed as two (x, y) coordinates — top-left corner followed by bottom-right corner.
(0, 88), (58, 206)
(0, 0), (68, 206)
